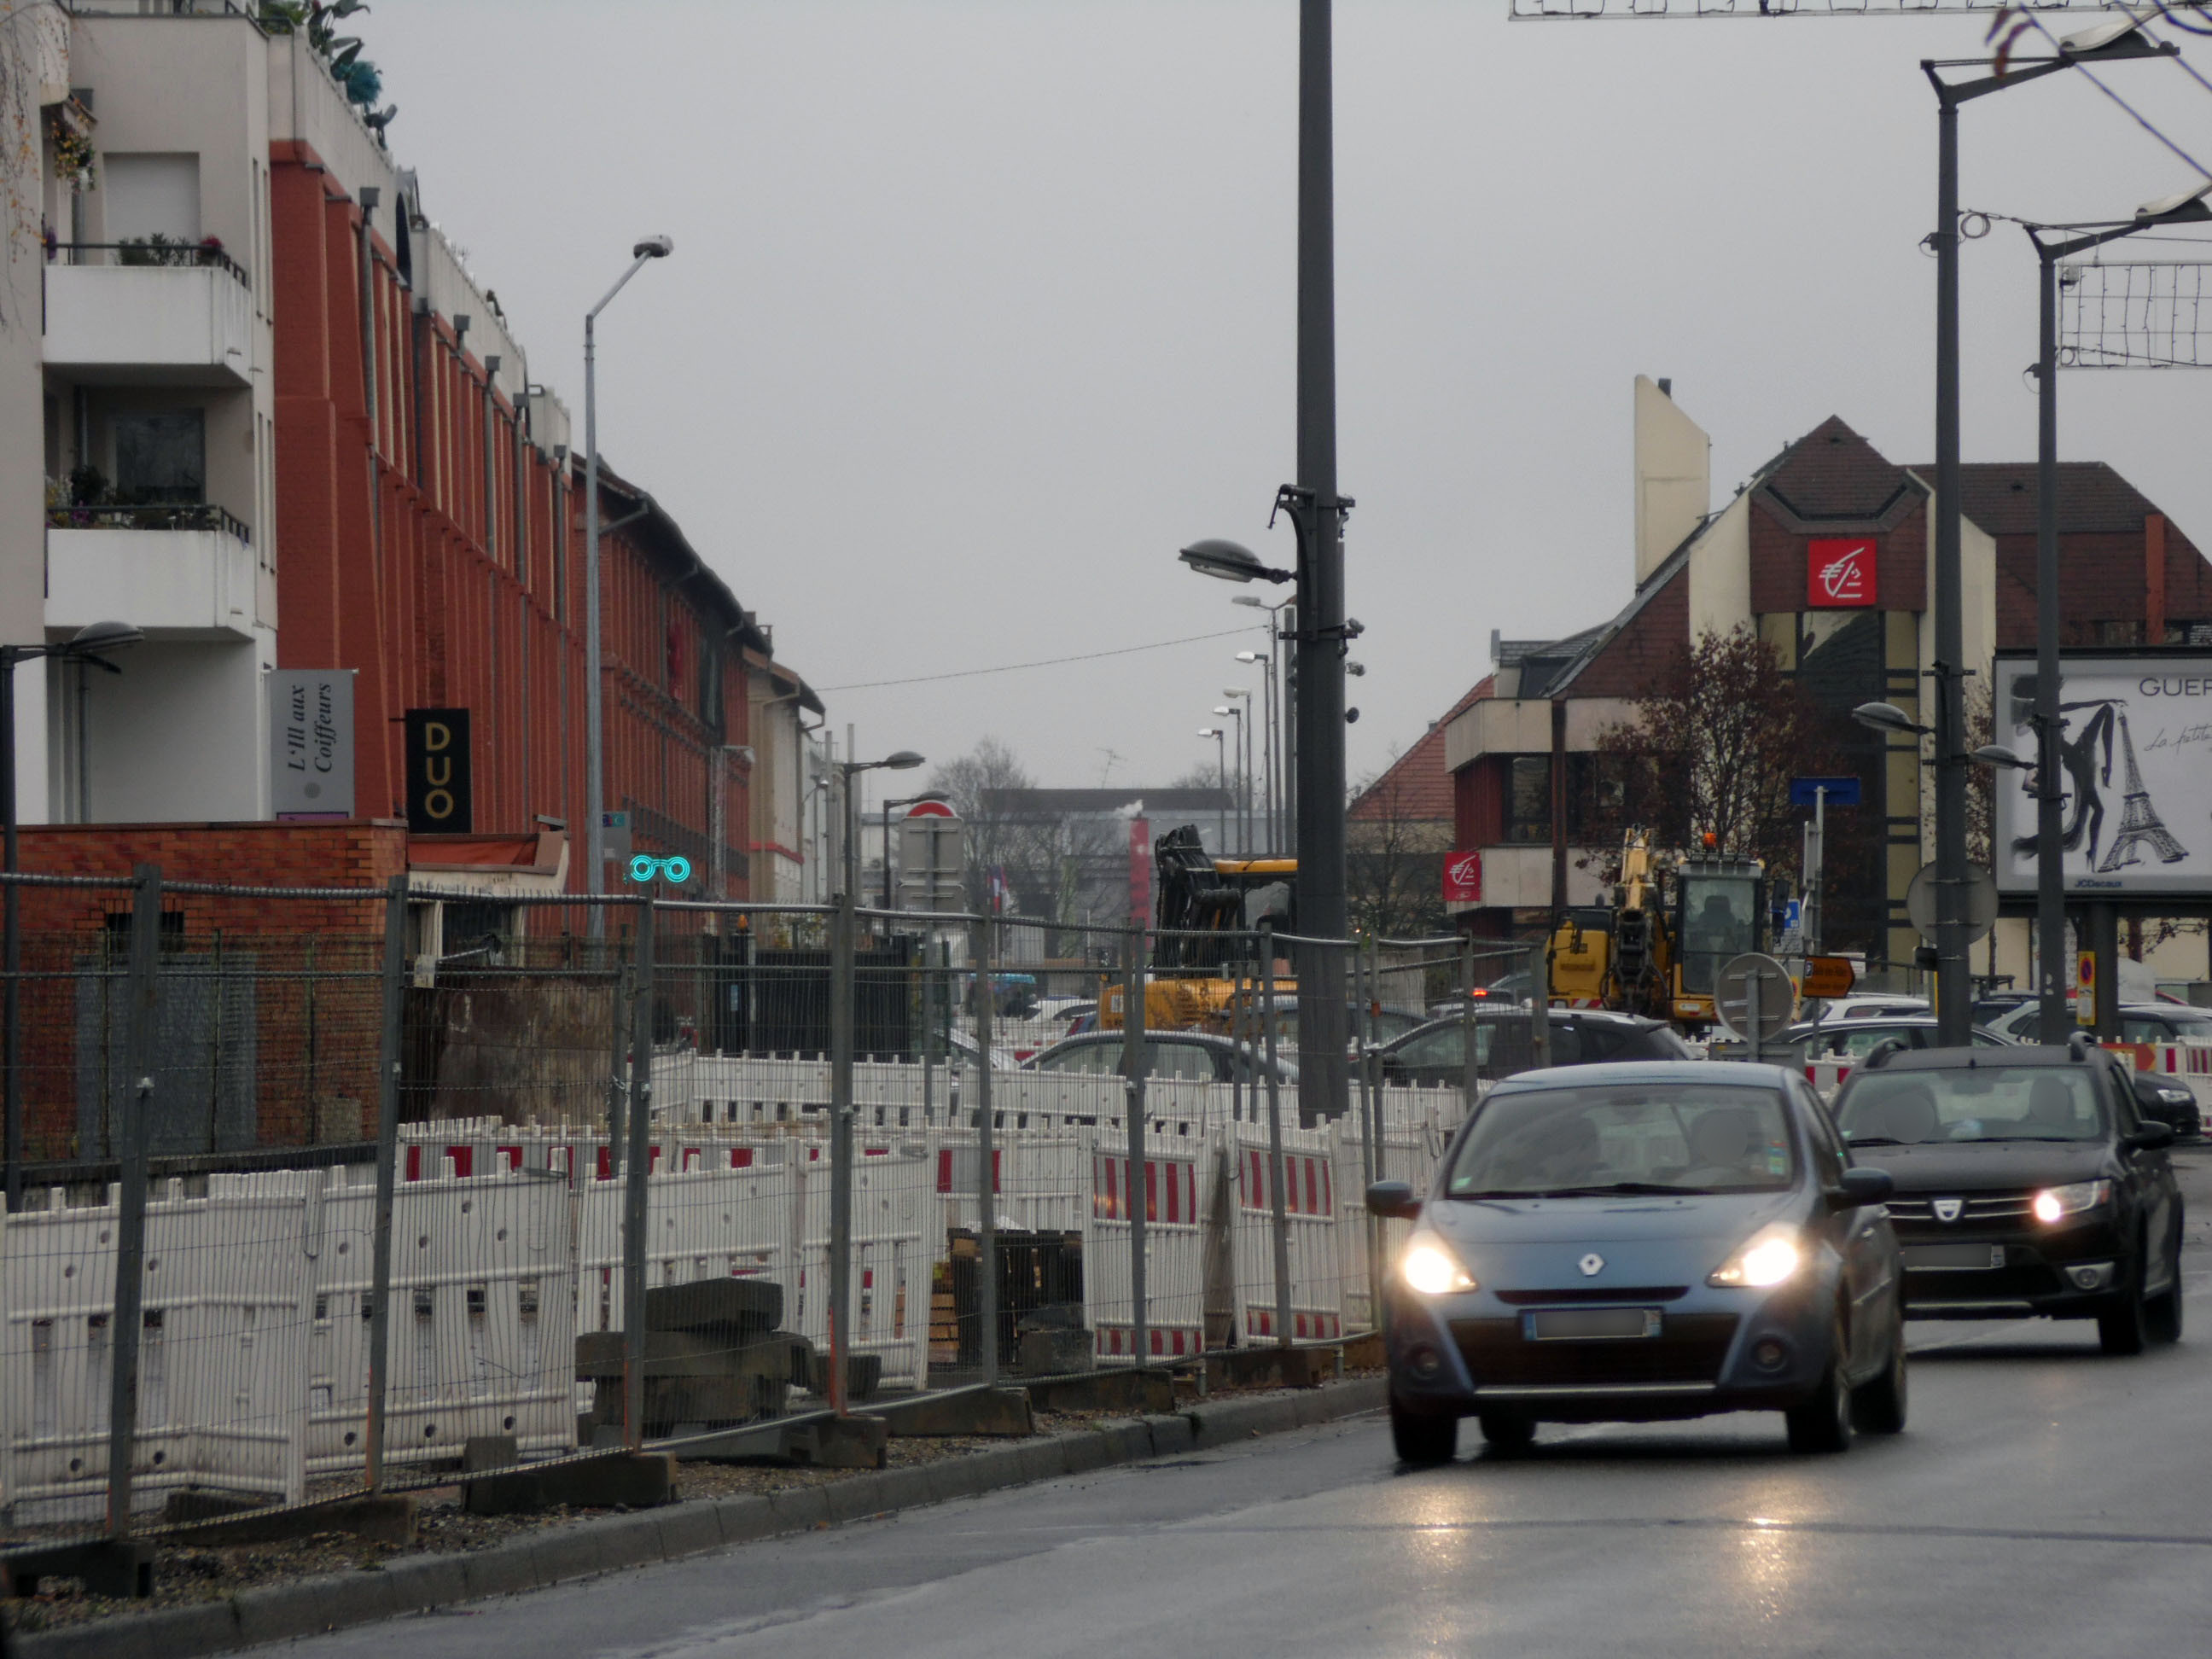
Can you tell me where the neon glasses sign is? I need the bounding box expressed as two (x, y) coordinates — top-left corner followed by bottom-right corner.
(626, 854), (693, 885)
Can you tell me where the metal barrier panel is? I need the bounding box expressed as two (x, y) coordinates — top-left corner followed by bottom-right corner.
(307, 1163), (576, 1475)
(1084, 1132), (1210, 1363)
(2, 1172), (312, 1522)
(794, 1148), (931, 1388)
(1225, 1121), (1347, 1343)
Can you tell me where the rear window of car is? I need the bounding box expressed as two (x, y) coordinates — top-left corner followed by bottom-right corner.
(1445, 1083), (1796, 1196)
(1835, 1066), (2107, 1145)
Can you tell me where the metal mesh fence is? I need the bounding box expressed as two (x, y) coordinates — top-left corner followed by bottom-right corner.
(1, 873), (1526, 1591)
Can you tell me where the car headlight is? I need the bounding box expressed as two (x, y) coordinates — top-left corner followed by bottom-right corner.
(1399, 1228), (1478, 1295)
(1708, 1226), (1802, 1289)
(2031, 1179), (2110, 1225)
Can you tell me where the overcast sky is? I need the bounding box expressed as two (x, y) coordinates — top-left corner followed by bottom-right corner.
(370, 1), (2212, 804)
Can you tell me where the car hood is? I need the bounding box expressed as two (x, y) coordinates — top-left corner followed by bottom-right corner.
(1853, 1140), (2110, 1192)
(1422, 1190), (1799, 1292)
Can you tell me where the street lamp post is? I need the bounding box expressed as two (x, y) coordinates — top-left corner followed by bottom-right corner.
(1221, 690), (1254, 854)
(835, 750), (925, 906)
(583, 235), (674, 934)
(2023, 183), (2212, 1043)
(1922, 22), (2172, 1041)
(1214, 703), (1247, 854)
(1197, 727), (1228, 851)
(1235, 649), (1279, 853)
(3, 619), (143, 1210)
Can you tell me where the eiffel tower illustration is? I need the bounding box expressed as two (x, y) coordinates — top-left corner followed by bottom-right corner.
(2096, 710), (2189, 871)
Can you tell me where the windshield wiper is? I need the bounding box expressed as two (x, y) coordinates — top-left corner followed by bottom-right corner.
(1844, 1135), (1905, 1147)
(1970, 1134), (2087, 1144)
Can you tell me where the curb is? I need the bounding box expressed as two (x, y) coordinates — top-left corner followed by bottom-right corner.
(11, 1377), (1386, 1658)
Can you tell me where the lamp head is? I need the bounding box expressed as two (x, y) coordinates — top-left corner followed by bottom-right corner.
(1179, 538), (1266, 584)
(881, 749), (925, 771)
(1197, 728), (1219, 738)
(1972, 743), (2031, 770)
(1232, 597), (1266, 610)
(2136, 182), (2212, 224)
(1235, 650), (1262, 663)
(1851, 701), (1928, 736)
(68, 620), (143, 655)
(633, 235), (675, 259)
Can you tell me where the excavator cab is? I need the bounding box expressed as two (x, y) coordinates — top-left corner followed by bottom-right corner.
(1672, 854), (1764, 1025)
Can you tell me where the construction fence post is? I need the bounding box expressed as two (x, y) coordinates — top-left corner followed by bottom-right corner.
(828, 890), (854, 1415)
(621, 898), (655, 1449)
(1122, 934), (1148, 1368)
(1261, 923), (1290, 1349)
(973, 916), (998, 1385)
(364, 874), (408, 1490)
(607, 958), (632, 1174)
(1527, 940), (1550, 1071)
(105, 863), (162, 1537)
(1459, 937), (1477, 1115)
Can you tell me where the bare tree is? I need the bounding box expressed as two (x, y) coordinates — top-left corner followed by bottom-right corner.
(1348, 760), (1450, 940)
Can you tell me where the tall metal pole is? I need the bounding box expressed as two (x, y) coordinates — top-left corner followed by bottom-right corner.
(584, 311), (604, 933)
(973, 917), (998, 1384)
(106, 864), (161, 1535)
(828, 888), (854, 1414)
(2034, 244), (2069, 1045)
(1122, 936), (1148, 1367)
(1930, 82), (1970, 1045)
(1294, 0), (1348, 1128)
(364, 875), (408, 1489)
(621, 898), (655, 1448)
(3, 649), (18, 1212)
(1260, 923), (1290, 1348)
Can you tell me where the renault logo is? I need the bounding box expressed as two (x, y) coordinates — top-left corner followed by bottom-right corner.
(1578, 1253), (1604, 1277)
(1934, 1197), (1965, 1224)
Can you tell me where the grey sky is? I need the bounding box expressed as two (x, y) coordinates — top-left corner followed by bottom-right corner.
(369, 1), (2212, 797)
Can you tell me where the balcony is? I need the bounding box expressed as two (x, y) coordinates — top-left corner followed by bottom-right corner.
(47, 508), (257, 641)
(43, 245), (255, 387)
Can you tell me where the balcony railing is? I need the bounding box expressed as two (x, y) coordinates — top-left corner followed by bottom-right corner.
(49, 240), (249, 288)
(45, 502), (251, 542)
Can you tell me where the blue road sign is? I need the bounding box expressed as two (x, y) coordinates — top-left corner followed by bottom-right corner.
(1790, 776), (1861, 808)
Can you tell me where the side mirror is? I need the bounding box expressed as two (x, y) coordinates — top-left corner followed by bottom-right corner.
(1366, 1179), (1421, 1220)
(2124, 1121), (2176, 1152)
(1830, 1166), (1894, 1210)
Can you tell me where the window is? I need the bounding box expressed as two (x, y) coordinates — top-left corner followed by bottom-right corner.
(1836, 1067), (2107, 1144)
(1147, 1040), (1217, 1082)
(1447, 1083), (1796, 1195)
(104, 153), (201, 243)
(113, 410), (205, 504)
(1037, 1040), (1117, 1075)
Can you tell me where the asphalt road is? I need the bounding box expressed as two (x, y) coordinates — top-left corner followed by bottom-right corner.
(294, 1145), (2212, 1659)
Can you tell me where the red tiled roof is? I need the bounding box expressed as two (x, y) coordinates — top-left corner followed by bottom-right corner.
(1760, 416), (1918, 523)
(1351, 676), (1492, 824)
(1923, 461), (2162, 538)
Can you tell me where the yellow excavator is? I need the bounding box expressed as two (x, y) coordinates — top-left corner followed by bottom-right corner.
(1546, 829), (1770, 1033)
(1099, 824), (1295, 1031)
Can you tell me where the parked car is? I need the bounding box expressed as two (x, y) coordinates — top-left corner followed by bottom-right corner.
(1229, 998), (1428, 1055)
(1829, 1042), (2182, 1353)
(1022, 1030), (1296, 1085)
(1377, 1009), (1695, 1088)
(1781, 1016), (2013, 1065)
(1429, 971), (1534, 1016)
(1987, 999), (2212, 1045)
(1810, 994), (1932, 1022)
(1367, 1060), (1905, 1462)
(2132, 1072), (2203, 1140)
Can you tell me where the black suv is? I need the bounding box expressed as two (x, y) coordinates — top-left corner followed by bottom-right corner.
(1376, 1009), (1694, 1088)
(1828, 1043), (2182, 1354)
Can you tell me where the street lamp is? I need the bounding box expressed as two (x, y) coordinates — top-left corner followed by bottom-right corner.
(835, 749), (923, 904)
(4, 619), (143, 1210)
(1214, 703), (1247, 854)
(1197, 727), (1228, 851)
(1235, 650), (1279, 853)
(1922, 24), (2174, 1044)
(1851, 701), (1929, 739)
(583, 234), (675, 928)
(2022, 179), (2212, 1045)
(1179, 538), (1291, 585)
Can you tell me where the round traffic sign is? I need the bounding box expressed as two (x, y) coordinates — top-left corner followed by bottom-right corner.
(1715, 953), (1796, 1044)
(1905, 861), (1998, 946)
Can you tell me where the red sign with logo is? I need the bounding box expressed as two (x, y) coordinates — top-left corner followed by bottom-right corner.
(1807, 538), (1877, 608)
(1443, 849), (1482, 905)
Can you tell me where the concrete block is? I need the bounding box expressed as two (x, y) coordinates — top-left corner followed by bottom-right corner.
(1027, 1368), (1175, 1415)
(3, 1537), (156, 1599)
(675, 1416), (814, 1464)
(525, 1525), (608, 1588)
(781, 1414), (887, 1470)
(466, 1452), (676, 1516)
(875, 1386), (1033, 1437)
(464, 1434), (520, 1472)
(713, 1493), (783, 1545)
(168, 1493), (418, 1548)
(14, 1597), (239, 1659)
(1189, 1395), (1301, 1448)
(1144, 1413), (1196, 1456)
(1208, 1346), (1327, 1391)
(589, 1510), (672, 1575)
(231, 1569), (396, 1648)
(460, 1538), (545, 1601)
(656, 1501), (726, 1560)
(381, 1551), (469, 1612)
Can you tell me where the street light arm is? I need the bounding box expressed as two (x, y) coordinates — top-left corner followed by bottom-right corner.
(589, 247), (666, 323)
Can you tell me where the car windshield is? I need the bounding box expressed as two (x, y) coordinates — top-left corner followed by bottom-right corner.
(1443, 1083), (1796, 1198)
(1834, 1066), (2107, 1144)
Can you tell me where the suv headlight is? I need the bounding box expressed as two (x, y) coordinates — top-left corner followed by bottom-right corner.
(2031, 1179), (2110, 1225)
(1399, 1228), (1478, 1295)
(1708, 1225), (1802, 1289)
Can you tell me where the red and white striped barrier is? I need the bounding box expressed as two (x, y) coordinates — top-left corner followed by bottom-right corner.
(1085, 1136), (1211, 1363)
(1226, 1122), (1346, 1344)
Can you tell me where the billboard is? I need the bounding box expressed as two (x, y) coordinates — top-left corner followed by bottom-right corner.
(1990, 654), (2212, 898)
(269, 668), (354, 818)
(404, 708), (473, 834)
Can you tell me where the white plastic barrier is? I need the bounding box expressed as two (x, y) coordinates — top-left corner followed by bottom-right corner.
(1224, 1123), (1348, 1342)
(792, 1149), (933, 1388)
(934, 1133), (1088, 1236)
(1, 1173), (313, 1520)
(1334, 1093), (1464, 1330)
(1083, 1134), (1212, 1364)
(575, 1148), (798, 1338)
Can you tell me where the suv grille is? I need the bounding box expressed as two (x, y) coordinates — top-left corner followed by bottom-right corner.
(1886, 1192), (2034, 1225)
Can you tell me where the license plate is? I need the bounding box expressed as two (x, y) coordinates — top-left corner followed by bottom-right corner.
(1522, 1307), (1662, 1342)
(1904, 1243), (2007, 1272)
